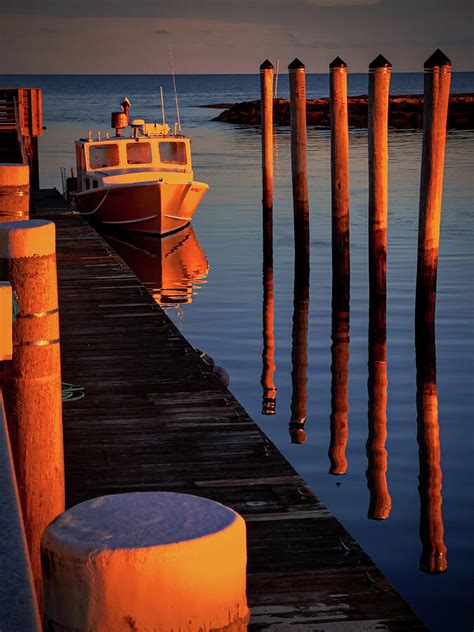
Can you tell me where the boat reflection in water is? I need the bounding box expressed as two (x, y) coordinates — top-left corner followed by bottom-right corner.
(101, 225), (209, 308)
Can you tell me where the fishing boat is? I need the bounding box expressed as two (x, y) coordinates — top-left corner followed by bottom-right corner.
(68, 98), (208, 235)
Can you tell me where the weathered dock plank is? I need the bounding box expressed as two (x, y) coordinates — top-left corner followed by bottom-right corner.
(32, 189), (426, 630)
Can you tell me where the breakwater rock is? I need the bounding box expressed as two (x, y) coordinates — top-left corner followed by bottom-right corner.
(210, 94), (473, 129)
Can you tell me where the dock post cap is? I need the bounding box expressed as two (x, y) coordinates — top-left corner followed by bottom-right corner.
(288, 58), (305, 70)
(369, 54), (392, 69)
(0, 220), (56, 258)
(41, 491), (249, 631)
(260, 59), (274, 70)
(329, 56), (347, 69)
(424, 48), (452, 68)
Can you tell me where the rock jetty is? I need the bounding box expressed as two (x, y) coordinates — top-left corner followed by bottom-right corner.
(210, 94), (473, 130)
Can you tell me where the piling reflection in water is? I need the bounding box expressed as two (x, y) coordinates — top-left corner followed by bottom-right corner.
(416, 316), (447, 573)
(101, 226), (208, 307)
(366, 292), (391, 520)
(289, 255), (310, 444)
(328, 273), (349, 475)
(261, 207), (276, 415)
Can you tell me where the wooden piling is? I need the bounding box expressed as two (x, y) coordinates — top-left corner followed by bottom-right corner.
(366, 293), (391, 520)
(416, 49), (452, 324)
(415, 320), (447, 573)
(260, 60), (274, 216)
(0, 219), (64, 606)
(0, 165), (30, 223)
(330, 57), (350, 284)
(288, 59), (309, 257)
(289, 258), (310, 444)
(368, 55), (391, 302)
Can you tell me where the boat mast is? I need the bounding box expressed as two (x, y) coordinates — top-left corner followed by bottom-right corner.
(274, 59), (280, 99)
(160, 85), (166, 127)
(169, 44), (182, 134)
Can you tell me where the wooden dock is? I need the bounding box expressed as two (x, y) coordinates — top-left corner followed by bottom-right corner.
(32, 189), (425, 630)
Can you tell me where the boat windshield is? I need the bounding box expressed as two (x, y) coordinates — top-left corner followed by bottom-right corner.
(89, 144), (120, 169)
(159, 141), (187, 165)
(127, 142), (152, 165)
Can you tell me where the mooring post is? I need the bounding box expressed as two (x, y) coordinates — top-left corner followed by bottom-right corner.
(368, 55), (391, 304)
(0, 165), (30, 223)
(416, 49), (452, 324)
(288, 58), (309, 258)
(327, 56), (350, 472)
(330, 56), (350, 285)
(415, 321), (447, 573)
(42, 492), (249, 631)
(366, 293), (391, 520)
(260, 60), (274, 216)
(0, 219), (64, 607)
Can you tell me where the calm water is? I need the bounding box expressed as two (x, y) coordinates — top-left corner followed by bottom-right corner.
(3, 73), (473, 630)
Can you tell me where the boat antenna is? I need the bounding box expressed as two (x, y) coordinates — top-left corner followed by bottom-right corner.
(274, 58), (280, 99)
(160, 85), (166, 127)
(169, 44), (182, 134)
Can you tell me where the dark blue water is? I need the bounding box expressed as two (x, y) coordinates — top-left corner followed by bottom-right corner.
(2, 74), (472, 630)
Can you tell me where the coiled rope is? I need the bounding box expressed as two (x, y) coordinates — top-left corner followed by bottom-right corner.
(62, 382), (85, 402)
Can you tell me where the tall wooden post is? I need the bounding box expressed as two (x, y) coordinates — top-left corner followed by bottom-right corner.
(260, 60), (274, 216)
(368, 55), (391, 304)
(330, 57), (350, 284)
(288, 58), (309, 258)
(416, 49), (451, 325)
(327, 56), (350, 472)
(416, 320), (447, 573)
(366, 293), (391, 520)
(0, 219), (64, 606)
(289, 258), (310, 445)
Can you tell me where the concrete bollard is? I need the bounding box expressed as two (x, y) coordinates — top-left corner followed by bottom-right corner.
(0, 164), (30, 223)
(416, 49), (451, 325)
(330, 57), (350, 285)
(366, 294), (391, 520)
(260, 59), (274, 215)
(41, 492), (250, 631)
(416, 321), (447, 573)
(368, 55), (391, 303)
(288, 58), (309, 257)
(0, 219), (64, 605)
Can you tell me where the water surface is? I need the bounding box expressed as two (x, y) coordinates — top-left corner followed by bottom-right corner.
(2, 73), (472, 630)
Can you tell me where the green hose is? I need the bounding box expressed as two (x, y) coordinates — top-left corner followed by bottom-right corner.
(62, 382), (85, 402)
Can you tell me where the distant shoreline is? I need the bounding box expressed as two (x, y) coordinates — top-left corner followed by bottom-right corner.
(204, 93), (474, 130)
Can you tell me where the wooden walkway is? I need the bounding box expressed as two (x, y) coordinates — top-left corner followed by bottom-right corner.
(32, 189), (425, 631)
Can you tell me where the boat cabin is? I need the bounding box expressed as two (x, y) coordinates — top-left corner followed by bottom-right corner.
(75, 132), (193, 192)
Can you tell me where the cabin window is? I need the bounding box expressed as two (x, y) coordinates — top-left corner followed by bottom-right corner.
(89, 144), (120, 169)
(92, 180), (99, 189)
(127, 142), (152, 164)
(159, 142), (187, 165)
(85, 178), (90, 190)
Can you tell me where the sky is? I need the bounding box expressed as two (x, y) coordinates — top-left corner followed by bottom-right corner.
(0, 0), (472, 74)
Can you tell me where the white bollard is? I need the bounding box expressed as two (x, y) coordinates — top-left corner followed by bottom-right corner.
(41, 492), (250, 631)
